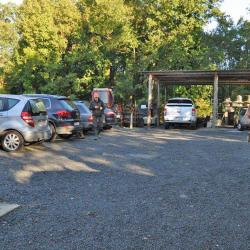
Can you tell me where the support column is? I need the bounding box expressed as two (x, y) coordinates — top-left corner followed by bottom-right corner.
(157, 80), (160, 127)
(147, 74), (153, 128)
(212, 72), (219, 128)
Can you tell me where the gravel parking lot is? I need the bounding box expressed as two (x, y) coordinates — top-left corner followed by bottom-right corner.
(0, 127), (250, 250)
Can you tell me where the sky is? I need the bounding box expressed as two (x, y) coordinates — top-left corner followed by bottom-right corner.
(0, 0), (250, 24)
(220, 0), (250, 22)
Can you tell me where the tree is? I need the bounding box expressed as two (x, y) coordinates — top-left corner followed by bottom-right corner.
(6, 0), (81, 94)
(0, 3), (18, 92)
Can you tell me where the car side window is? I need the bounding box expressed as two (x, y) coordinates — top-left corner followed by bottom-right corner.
(7, 98), (20, 110)
(0, 98), (5, 111)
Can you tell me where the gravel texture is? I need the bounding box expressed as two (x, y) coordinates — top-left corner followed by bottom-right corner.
(0, 127), (250, 250)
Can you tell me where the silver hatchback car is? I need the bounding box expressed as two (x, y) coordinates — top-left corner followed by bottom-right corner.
(0, 95), (51, 152)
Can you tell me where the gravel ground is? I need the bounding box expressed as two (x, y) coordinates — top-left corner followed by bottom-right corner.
(0, 127), (250, 250)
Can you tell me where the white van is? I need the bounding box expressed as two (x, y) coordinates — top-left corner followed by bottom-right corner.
(163, 98), (197, 129)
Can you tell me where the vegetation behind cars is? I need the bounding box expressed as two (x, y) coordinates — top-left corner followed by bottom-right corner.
(0, 0), (250, 112)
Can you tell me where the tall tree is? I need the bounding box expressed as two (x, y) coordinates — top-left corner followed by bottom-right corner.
(0, 3), (18, 91)
(6, 0), (81, 94)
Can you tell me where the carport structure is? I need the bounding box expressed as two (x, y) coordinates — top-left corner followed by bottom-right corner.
(142, 70), (250, 127)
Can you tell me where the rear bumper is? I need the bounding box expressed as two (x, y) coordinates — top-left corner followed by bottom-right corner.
(54, 120), (83, 135)
(56, 124), (83, 135)
(143, 116), (157, 125)
(81, 121), (94, 130)
(164, 120), (196, 125)
(23, 128), (51, 142)
(105, 117), (116, 125)
(164, 116), (196, 124)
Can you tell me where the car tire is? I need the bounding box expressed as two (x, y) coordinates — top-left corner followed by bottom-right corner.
(58, 134), (73, 139)
(190, 123), (197, 130)
(164, 123), (170, 129)
(237, 122), (244, 131)
(1, 130), (24, 152)
(46, 122), (57, 142)
(137, 119), (144, 128)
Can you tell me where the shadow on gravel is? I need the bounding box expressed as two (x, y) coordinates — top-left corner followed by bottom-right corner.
(0, 127), (250, 250)
(0, 127), (247, 186)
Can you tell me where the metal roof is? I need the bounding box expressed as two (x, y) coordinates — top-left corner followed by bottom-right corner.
(141, 70), (250, 85)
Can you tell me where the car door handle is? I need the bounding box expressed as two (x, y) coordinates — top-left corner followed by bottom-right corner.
(0, 114), (3, 116)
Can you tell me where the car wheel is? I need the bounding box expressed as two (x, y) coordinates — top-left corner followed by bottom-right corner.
(1, 130), (24, 152)
(237, 122), (244, 131)
(190, 122), (197, 130)
(137, 119), (144, 128)
(164, 122), (169, 129)
(46, 122), (57, 142)
(58, 134), (73, 139)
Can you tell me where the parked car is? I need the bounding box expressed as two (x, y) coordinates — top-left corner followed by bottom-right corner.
(0, 94), (51, 152)
(234, 107), (250, 131)
(103, 108), (116, 129)
(164, 98), (197, 129)
(25, 94), (82, 141)
(138, 103), (157, 126)
(122, 105), (144, 127)
(74, 100), (93, 133)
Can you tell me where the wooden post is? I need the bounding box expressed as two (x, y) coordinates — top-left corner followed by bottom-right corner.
(130, 111), (133, 129)
(147, 74), (153, 128)
(212, 72), (219, 128)
(157, 80), (160, 127)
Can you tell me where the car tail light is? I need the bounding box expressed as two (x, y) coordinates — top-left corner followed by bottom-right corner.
(106, 111), (114, 116)
(164, 107), (167, 114)
(88, 115), (93, 122)
(21, 112), (35, 127)
(192, 108), (196, 115)
(56, 110), (71, 119)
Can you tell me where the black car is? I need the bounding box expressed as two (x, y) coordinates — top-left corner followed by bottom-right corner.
(25, 94), (82, 141)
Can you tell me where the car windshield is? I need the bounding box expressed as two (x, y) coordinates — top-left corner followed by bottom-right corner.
(240, 109), (247, 116)
(167, 99), (193, 106)
(168, 99), (192, 104)
(58, 99), (77, 111)
(97, 91), (109, 104)
(29, 99), (47, 115)
(76, 103), (91, 114)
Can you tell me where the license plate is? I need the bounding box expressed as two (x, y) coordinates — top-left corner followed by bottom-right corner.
(74, 122), (80, 126)
(175, 117), (182, 120)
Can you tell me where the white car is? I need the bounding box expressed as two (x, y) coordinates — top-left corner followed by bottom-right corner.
(164, 98), (197, 129)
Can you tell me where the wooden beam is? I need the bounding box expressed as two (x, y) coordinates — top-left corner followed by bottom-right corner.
(147, 74), (153, 128)
(212, 72), (219, 127)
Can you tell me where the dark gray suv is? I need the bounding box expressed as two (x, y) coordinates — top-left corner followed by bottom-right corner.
(25, 95), (82, 141)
